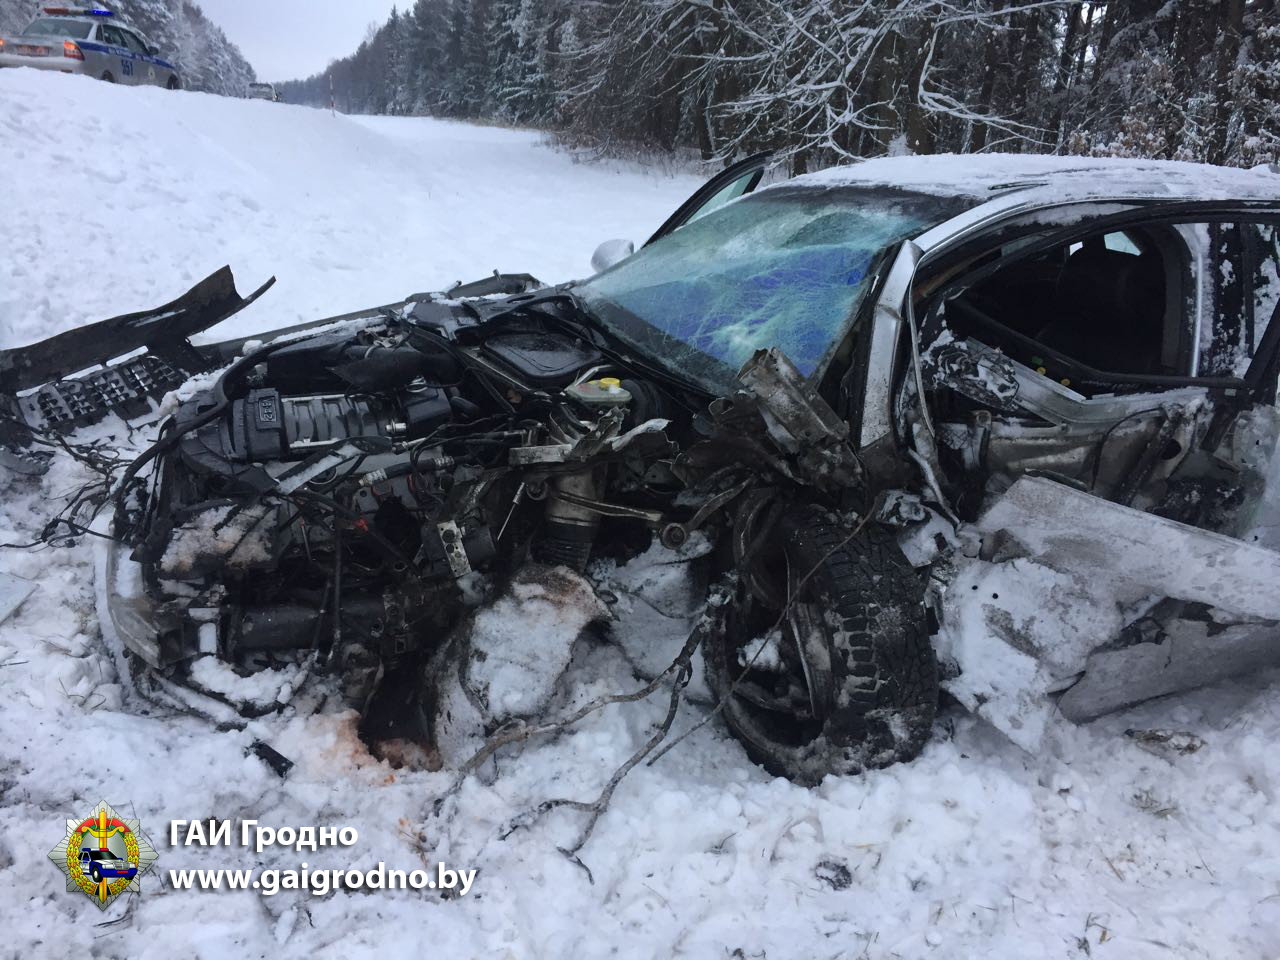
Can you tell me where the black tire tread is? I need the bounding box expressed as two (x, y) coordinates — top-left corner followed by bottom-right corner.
(707, 505), (938, 783)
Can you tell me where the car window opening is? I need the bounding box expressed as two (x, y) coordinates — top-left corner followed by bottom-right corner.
(22, 17), (94, 38)
(947, 228), (1178, 391)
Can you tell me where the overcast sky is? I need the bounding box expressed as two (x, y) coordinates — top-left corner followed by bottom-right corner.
(198, 0), (404, 82)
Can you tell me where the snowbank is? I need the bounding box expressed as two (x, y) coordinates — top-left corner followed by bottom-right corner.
(0, 69), (703, 349)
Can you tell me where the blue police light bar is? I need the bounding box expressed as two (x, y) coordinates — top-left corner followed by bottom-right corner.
(41, 7), (114, 15)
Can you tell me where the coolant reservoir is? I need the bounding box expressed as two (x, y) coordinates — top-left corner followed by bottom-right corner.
(565, 377), (632, 407)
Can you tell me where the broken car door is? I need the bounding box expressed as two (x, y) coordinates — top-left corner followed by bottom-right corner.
(921, 208), (1280, 529)
(913, 205), (1280, 725)
(644, 152), (772, 246)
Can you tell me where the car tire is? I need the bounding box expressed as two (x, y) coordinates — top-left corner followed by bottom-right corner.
(167, 77), (180, 90)
(101, 72), (114, 83)
(90, 865), (102, 882)
(704, 505), (938, 785)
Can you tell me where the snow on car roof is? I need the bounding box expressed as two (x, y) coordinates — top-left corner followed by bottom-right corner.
(779, 153), (1280, 203)
(26, 13), (143, 35)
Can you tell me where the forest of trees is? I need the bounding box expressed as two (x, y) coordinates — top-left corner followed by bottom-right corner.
(277, 0), (1279, 173)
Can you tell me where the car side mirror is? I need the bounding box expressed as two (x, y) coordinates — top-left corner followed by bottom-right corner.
(590, 239), (634, 274)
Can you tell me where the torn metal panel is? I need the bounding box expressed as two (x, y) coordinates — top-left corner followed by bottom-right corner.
(972, 401), (1203, 500)
(976, 475), (1280, 622)
(1058, 614), (1280, 722)
(933, 553), (1126, 751)
(738, 347), (861, 486)
(935, 338), (1214, 427)
(927, 338), (1023, 413)
(1214, 404), (1280, 547)
(738, 347), (851, 447)
(0, 266), (274, 394)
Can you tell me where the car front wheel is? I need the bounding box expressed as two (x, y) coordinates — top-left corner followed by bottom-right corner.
(90, 865), (102, 882)
(100, 72), (114, 83)
(705, 505), (938, 784)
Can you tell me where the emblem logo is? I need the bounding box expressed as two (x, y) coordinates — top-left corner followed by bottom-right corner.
(48, 800), (159, 909)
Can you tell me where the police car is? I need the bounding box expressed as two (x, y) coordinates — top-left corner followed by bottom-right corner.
(78, 847), (136, 882)
(0, 7), (180, 88)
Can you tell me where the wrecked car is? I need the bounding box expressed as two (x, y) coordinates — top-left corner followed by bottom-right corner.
(3, 153), (1278, 784)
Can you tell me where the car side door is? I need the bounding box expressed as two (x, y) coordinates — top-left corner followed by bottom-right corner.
(645, 152), (773, 246)
(588, 152), (773, 274)
(118, 27), (158, 85)
(98, 24), (135, 82)
(904, 203), (1280, 530)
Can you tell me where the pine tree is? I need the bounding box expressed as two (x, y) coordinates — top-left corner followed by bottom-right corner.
(269, 0), (1278, 171)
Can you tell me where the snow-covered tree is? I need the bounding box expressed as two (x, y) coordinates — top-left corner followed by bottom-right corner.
(273, 0), (1280, 171)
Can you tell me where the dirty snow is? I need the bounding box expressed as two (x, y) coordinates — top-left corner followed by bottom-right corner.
(2, 70), (1280, 959)
(430, 567), (611, 768)
(462, 572), (609, 719)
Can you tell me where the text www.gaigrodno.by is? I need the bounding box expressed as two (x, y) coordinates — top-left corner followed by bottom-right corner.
(168, 861), (476, 897)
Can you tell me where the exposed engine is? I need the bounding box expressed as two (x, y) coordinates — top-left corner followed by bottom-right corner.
(105, 291), (698, 726)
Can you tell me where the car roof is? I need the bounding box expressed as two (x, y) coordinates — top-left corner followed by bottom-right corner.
(29, 14), (100, 26)
(31, 14), (148, 37)
(777, 153), (1280, 205)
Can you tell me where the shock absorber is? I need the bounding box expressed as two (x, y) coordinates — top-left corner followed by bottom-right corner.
(535, 378), (632, 570)
(538, 464), (607, 570)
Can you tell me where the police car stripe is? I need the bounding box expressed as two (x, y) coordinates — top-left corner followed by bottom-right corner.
(78, 40), (173, 70)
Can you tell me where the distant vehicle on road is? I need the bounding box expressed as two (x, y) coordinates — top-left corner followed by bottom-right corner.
(0, 6), (180, 88)
(248, 82), (280, 102)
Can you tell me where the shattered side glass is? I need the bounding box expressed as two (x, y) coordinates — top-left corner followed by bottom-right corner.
(577, 186), (967, 391)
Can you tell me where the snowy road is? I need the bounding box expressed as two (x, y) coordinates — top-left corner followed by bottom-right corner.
(2, 71), (1279, 960)
(0, 69), (702, 348)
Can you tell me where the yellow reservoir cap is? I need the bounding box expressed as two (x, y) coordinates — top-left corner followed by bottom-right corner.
(567, 379), (631, 406)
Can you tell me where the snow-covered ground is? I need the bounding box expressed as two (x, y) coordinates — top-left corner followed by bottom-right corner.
(3, 70), (1280, 960)
(0, 69), (702, 348)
